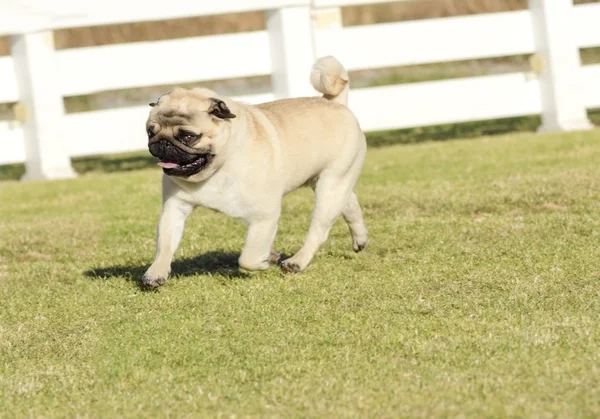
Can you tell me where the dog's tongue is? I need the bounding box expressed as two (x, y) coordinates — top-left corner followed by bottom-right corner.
(157, 161), (178, 169)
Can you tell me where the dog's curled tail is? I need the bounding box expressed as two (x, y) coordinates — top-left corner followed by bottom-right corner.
(310, 56), (349, 106)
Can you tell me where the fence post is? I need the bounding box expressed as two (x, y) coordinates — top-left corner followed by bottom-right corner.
(11, 31), (77, 181)
(529, 0), (593, 132)
(310, 6), (343, 54)
(266, 4), (315, 99)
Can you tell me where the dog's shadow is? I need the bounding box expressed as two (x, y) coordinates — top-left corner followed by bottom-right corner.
(84, 251), (250, 288)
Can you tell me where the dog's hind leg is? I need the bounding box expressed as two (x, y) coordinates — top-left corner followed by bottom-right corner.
(281, 170), (358, 273)
(342, 192), (368, 252)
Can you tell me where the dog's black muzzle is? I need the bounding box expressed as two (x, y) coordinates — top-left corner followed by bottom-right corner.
(147, 137), (212, 177)
(148, 139), (197, 163)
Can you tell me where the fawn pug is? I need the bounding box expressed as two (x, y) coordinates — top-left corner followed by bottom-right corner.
(142, 56), (368, 288)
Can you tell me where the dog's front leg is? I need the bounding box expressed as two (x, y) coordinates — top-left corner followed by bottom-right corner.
(142, 197), (194, 288)
(238, 217), (280, 271)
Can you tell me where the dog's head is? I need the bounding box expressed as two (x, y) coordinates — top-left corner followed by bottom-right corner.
(146, 87), (236, 181)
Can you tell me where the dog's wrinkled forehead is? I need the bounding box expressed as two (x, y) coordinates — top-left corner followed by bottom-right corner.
(150, 88), (214, 117)
(148, 87), (235, 124)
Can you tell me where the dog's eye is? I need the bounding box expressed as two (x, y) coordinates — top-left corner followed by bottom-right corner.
(147, 128), (154, 138)
(178, 132), (201, 143)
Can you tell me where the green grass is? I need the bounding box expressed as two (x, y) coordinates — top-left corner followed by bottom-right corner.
(2, 129), (600, 417)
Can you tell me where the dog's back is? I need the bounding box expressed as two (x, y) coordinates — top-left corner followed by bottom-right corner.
(252, 57), (365, 193)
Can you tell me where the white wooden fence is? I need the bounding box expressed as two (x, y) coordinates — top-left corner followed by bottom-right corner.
(0, 0), (598, 180)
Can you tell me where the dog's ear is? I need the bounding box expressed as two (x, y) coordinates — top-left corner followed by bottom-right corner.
(209, 98), (236, 119)
(149, 91), (171, 108)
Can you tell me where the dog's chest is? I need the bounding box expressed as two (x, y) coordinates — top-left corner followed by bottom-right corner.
(177, 174), (250, 219)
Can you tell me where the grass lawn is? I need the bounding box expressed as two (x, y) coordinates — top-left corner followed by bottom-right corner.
(2, 129), (600, 417)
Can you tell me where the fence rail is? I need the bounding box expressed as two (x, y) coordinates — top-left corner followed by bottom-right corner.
(0, 0), (310, 35)
(0, 0), (597, 180)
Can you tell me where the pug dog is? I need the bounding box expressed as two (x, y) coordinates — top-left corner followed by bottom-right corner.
(142, 56), (368, 288)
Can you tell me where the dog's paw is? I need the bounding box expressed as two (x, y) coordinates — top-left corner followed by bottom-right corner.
(268, 250), (282, 264)
(238, 255), (271, 271)
(353, 240), (368, 253)
(141, 267), (170, 288)
(352, 236), (368, 253)
(280, 259), (302, 273)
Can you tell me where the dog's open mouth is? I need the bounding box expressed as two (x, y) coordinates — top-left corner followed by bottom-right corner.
(157, 160), (180, 169)
(156, 154), (211, 176)
(149, 139), (211, 177)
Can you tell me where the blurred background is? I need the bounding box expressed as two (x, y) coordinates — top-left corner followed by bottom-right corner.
(1, 0), (599, 179)
(0, 0), (595, 116)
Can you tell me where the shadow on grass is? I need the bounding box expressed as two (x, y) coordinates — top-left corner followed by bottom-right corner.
(85, 251), (249, 289)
